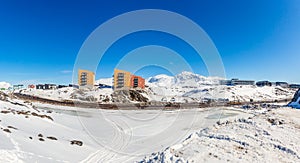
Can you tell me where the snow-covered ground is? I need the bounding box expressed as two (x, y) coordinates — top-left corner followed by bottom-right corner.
(0, 81), (11, 89)
(1, 95), (252, 162)
(1, 86), (300, 162)
(18, 72), (296, 104)
(140, 107), (300, 163)
(21, 87), (113, 103)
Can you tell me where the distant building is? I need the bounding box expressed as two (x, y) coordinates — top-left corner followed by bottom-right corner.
(219, 80), (232, 86)
(275, 82), (289, 88)
(45, 84), (57, 90)
(113, 69), (132, 89)
(69, 84), (79, 89)
(98, 84), (112, 89)
(256, 81), (272, 87)
(13, 84), (24, 90)
(289, 84), (300, 89)
(28, 85), (35, 89)
(35, 84), (57, 90)
(220, 79), (255, 86)
(113, 69), (145, 90)
(58, 85), (68, 89)
(130, 75), (145, 89)
(78, 69), (95, 88)
(36, 84), (45, 90)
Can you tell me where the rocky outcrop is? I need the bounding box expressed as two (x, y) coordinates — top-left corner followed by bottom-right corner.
(112, 89), (149, 103)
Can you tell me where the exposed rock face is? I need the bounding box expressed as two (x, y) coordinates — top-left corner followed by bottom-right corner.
(112, 89), (148, 103)
(288, 89), (300, 108)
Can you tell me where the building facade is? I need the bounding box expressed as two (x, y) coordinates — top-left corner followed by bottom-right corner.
(290, 84), (300, 89)
(130, 75), (145, 89)
(36, 84), (45, 90)
(35, 84), (57, 90)
(78, 69), (95, 88)
(113, 69), (132, 89)
(256, 81), (272, 87)
(220, 79), (255, 86)
(13, 84), (24, 90)
(113, 69), (145, 90)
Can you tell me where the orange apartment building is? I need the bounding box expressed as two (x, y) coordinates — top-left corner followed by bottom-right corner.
(113, 69), (145, 90)
(130, 75), (145, 89)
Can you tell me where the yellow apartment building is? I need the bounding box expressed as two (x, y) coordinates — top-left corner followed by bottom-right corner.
(113, 69), (131, 89)
(78, 69), (95, 88)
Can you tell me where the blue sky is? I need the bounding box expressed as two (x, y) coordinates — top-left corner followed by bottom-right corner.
(0, 0), (300, 84)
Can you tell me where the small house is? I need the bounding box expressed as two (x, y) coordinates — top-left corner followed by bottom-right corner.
(36, 84), (45, 90)
(256, 81), (272, 87)
(45, 84), (57, 90)
(28, 85), (35, 89)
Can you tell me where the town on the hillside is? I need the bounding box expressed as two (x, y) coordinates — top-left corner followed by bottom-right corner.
(3, 69), (300, 91)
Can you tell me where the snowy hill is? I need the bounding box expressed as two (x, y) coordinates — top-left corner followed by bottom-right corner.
(0, 82), (11, 89)
(19, 72), (296, 104)
(146, 72), (294, 103)
(148, 74), (175, 87)
(147, 71), (222, 87)
(95, 78), (112, 86)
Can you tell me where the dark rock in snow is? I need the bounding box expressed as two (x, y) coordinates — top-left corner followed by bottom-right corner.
(70, 140), (83, 146)
(3, 128), (11, 133)
(7, 126), (18, 130)
(47, 136), (58, 140)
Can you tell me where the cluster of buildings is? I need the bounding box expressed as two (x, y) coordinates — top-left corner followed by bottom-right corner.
(113, 69), (145, 90)
(6, 69), (145, 91)
(220, 79), (255, 86)
(22, 84), (72, 90)
(78, 69), (145, 90)
(220, 78), (300, 88)
(7, 71), (299, 91)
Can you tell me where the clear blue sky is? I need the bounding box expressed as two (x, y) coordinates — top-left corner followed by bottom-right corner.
(0, 0), (299, 85)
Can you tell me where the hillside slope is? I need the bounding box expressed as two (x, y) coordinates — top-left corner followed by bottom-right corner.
(18, 72), (296, 104)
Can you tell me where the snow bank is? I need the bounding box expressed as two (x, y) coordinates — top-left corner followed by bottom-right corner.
(140, 108), (300, 162)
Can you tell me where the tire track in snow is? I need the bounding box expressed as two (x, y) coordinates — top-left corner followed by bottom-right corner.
(81, 117), (132, 162)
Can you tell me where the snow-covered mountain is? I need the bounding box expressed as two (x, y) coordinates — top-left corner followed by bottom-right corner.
(148, 74), (175, 87)
(147, 71), (222, 87)
(146, 72), (294, 103)
(0, 81), (11, 89)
